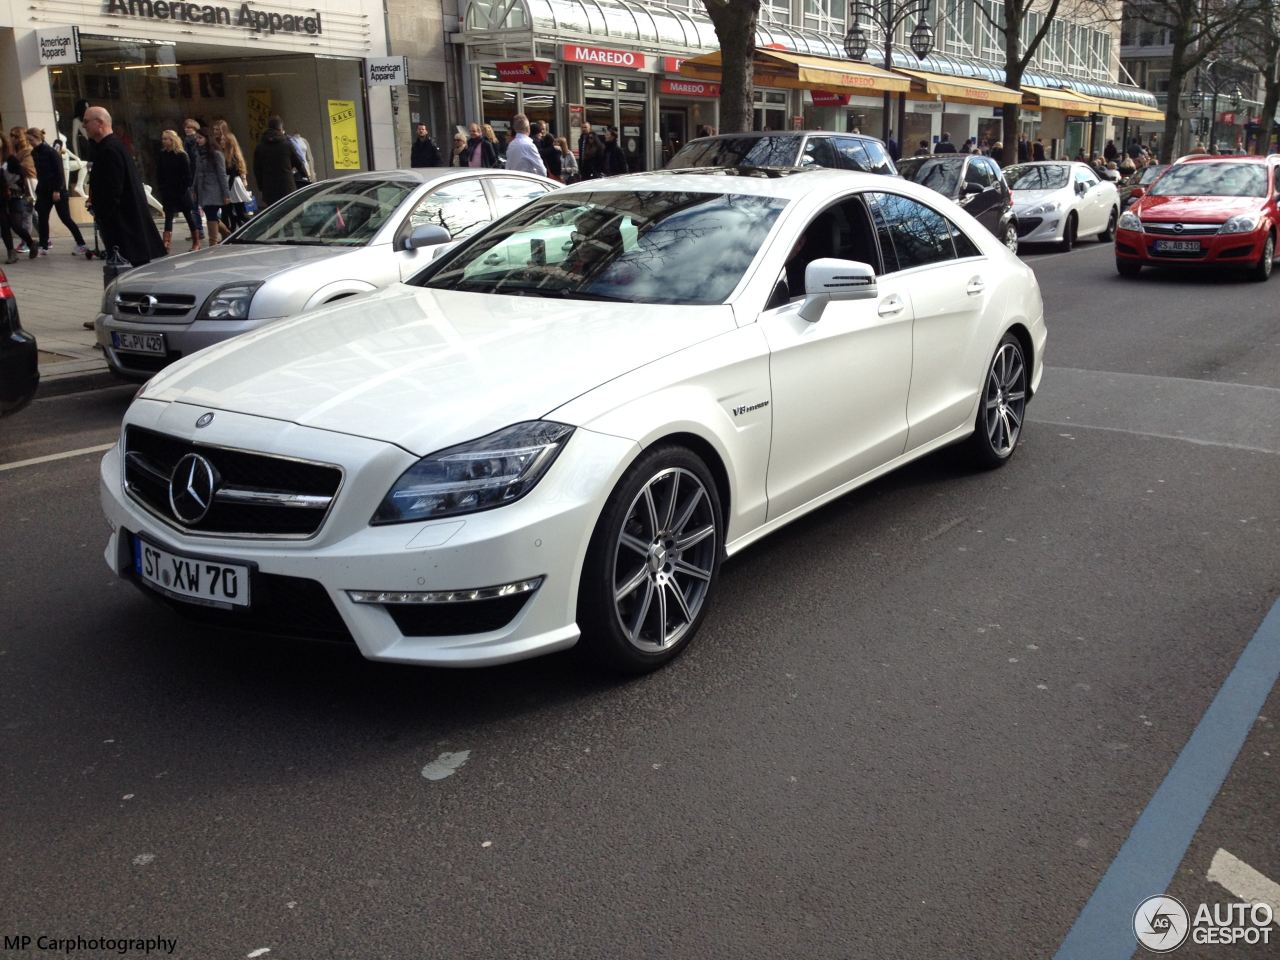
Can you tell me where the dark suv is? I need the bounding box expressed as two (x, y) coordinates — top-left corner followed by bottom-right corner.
(666, 131), (897, 176)
(897, 154), (1019, 252)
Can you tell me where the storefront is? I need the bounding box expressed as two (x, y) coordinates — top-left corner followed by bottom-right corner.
(656, 58), (717, 161)
(2, 0), (395, 198)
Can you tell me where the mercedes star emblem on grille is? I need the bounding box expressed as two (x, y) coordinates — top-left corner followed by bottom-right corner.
(196, 412), (214, 428)
(168, 453), (218, 525)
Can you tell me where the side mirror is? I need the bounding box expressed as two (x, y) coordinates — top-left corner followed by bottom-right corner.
(962, 181), (984, 197)
(403, 223), (451, 251)
(1129, 186), (1145, 200)
(799, 258), (877, 323)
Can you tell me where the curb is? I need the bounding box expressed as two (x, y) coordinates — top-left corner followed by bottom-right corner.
(37, 367), (131, 399)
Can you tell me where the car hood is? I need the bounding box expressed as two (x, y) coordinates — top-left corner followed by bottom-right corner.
(140, 285), (737, 455)
(114, 242), (348, 290)
(1135, 194), (1263, 222)
(1011, 188), (1068, 208)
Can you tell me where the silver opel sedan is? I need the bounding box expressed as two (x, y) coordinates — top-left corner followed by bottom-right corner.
(94, 168), (559, 380)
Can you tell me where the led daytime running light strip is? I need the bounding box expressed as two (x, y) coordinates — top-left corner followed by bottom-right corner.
(348, 577), (543, 605)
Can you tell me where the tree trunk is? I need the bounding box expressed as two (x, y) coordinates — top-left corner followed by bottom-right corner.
(1259, 45), (1280, 155)
(706, 4), (757, 134)
(999, 8), (1023, 167)
(1161, 39), (1188, 164)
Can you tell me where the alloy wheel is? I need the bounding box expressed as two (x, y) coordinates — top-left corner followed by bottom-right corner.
(611, 467), (718, 654)
(1004, 223), (1018, 254)
(984, 341), (1026, 458)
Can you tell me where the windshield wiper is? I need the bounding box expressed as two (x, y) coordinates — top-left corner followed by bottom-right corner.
(271, 239), (330, 246)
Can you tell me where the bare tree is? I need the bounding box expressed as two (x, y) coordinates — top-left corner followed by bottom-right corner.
(702, 0), (761, 133)
(1236, 0), (1280, 154)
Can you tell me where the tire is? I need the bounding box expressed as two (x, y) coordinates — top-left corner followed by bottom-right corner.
(1098, 207), (1118, 243)
(1002, 221), (1019, 255)
(1249, 232), (1275, 282)
(577, 445), (724, 673)
(1116, 260), (1142, 278)
(969, 332), (1028, 469)
(1059, 213), (1077, 252)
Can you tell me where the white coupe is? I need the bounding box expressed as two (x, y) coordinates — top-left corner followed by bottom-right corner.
(99, 168), (1047, 672)
(1005, 161), (1121, 250)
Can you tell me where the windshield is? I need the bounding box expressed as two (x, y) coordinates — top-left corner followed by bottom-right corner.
(896, 158), (962, 196)
(1150, 162), (1268, 198)
(230, 178), (417, 247)
(419, 190), (789, 305)
(1004, 164), (1070, 190)
(1139, 164), (1168, 185)
(667, 136), (803, 169)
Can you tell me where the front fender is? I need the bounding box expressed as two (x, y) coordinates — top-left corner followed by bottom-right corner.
(303, 280), (378, 312)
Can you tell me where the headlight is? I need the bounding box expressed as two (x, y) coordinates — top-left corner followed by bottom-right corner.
(198, 282), (262, 320)
(372, 421), (576, 524)
(1220, 214), (1261, 235)
(1118, 211), (1143, 232)
(1026, 201), (1061, 216)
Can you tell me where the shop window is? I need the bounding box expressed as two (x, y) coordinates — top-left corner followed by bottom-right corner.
(407, 178), (492, 239)
(616, 79), (648, 95)
(585, 76), (615, 93)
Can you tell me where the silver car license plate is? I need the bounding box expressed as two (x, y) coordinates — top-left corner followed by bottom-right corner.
(112, 331), (166, 355)
(1154, 240), (1201, 253)
(133, 536), (251, 608)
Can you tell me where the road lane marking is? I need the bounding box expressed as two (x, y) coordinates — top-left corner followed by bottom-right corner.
(0, 442), (115, 473)
(1208, 849), (1280, 920)
(1052, 597), (1280, 960)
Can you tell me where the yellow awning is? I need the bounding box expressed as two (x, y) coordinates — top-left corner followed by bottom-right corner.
(678, 49), (911, 95)
(1022, 85), (1102, 113)
(895, 68), (1022, 106)
(1092, 96), (1165, 122)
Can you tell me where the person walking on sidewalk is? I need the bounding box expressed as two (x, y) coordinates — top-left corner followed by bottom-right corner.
(1, 139), (38, 263)
(82, 106), (165, 269)
(410, 123), (441, 167)
(253, 116), (302, 208)
(27, 127), (88, 257)
(504, 115), (546, 176)
(192, 127), (229, 244)
(157, 129), (198, 253)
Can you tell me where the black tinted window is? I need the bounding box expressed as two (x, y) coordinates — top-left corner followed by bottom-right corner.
(803, 137), (839, 167)
(667, 135), (802, 169)
(948, 220), (982, 258)
(859, 140), (895, 175)
(965, 159), (994, 188)
(868, 193), (956, 271)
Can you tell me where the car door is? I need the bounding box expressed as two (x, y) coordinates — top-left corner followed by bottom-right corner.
(759, 193), (914, 519)
(867, 192), (993, 450)
(960, 157), (998, 233)
(1073, 166), (1105, 234)
(395, 178), (494, 280)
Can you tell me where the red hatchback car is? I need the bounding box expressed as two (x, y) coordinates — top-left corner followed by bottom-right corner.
(1115, 154), (1280, 281)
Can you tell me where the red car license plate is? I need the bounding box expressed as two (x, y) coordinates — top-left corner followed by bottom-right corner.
(1154, 239), (1201, 253)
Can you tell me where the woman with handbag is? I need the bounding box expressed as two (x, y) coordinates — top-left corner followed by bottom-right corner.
(6, 128), (37, 252)
(191, 126), (229, 245)
(1, 139), (37, 262)
(216, 125), (251, 232)
(157, 129), (200, 252)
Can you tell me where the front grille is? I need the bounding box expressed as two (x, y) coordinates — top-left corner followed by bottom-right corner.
(1016, 217), (1043, 237)
(1142, 222), (1222, 236)
(114, 291), (198, 319)
(124, 426), (343, 538)
(384, 594), (532, 637)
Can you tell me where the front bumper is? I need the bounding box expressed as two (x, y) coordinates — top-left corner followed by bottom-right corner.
(1115, 227), (1269, 265)
(1014, 212), (1063, 243)
(95, 312), (271, 380)
(99, 402), (639, 666)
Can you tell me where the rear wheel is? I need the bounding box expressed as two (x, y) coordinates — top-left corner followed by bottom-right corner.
(1002, 221), (1019, 255)
(577, 445), (723, 673)
(1116, 260), (1142, 278)
(1098, 207), (1118, 242)
(1059, 213), (1077, 252)
(1249, 232), (1275, 282)
(969, 332), (1027, 469)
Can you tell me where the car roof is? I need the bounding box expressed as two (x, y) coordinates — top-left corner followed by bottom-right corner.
(552, 166), (941, 203)
(1174, 153), (1271, 165)
(317, 168), (558, 186)
(898, 154), (971, 163)
(685, 130), (886, 143)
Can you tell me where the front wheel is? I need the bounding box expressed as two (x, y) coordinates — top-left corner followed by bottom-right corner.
(1249, 232), (1275, 282)
(577, 445), (724, 673)
(1059, 213), (1077, 252)
(1098, 207), (1118, 242)
(969, 332), (1028, 469)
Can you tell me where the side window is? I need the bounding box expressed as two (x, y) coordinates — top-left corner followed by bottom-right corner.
(965, 160), (994, 188)
(802, 136), (839, 168)
(834, 137), (871, 172)
(948, 221), (983, 259)
(868, 193), (956, 271)
(1076, 168), (1099, 189)
(858, 139), (894, 175)
(488, 177), (551, 219)
(778, 194), (884, 303)
(406, 179), (491, 240)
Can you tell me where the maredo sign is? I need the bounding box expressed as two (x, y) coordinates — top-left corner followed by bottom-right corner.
(561, 44), (645, 69)
(660, 79), (719, 98)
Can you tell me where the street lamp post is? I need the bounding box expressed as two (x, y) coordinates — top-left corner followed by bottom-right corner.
(1188, 59), (1244, 153)
(844, 0), (934, 146)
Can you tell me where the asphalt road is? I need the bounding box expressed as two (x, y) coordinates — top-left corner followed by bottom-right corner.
(1, 241), (1277, 960)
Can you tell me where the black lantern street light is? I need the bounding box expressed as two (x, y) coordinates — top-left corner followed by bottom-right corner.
(845, 0), (934, 144)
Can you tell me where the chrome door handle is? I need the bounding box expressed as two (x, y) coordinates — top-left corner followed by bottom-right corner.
(877, 295), (904, 317)
(966, 277), (985, 296)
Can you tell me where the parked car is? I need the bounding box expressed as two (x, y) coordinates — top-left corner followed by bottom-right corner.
(1121, 163), (1168, 209)
(99, 168), (1045, 673)
(897, 154), (1019, 252)
(1004, 161), (1121, 250)
(0, 269), (38, 417)
(1116, 154), (1279, 281)
(95, 168), (559, 380)
(666, 131), (897, 176)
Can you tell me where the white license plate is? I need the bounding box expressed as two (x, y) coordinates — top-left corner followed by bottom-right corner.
(133, 536), (251, 608)
(112, 331), (166, 355)
(1154, 240), (1201, 253)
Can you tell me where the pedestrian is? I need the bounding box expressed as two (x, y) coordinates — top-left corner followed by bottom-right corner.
(0, 138), (38, 263)
(886, 130), (899, 162)
(81, 106), (165, 269)
(482, 123), (503, 163)
(1103, 139), (1118, 162)
(253, 116), (302, 208)
(181, 117), (205, 246)
(990, 141), (1005, 165)
(410, 123), (441, 167)
(536, 121), (562, 180)
(556, 136), (578, 183)
(504, 114), (547, 176)
(7, 128), (36, 249)
(1127, 138), (1142, 161)
(27, 127), (89, 257)
(1017, 133), (1030, 163)
(214, 121), (250, 232)
(578, 122), (604, 179)
(288, 128), (315, 188)
(1188, 140), (1207, 155)
(191, 127), (229, 244)
(934, 132), (957, 154)
(449, 131), (468, 166)
(602, 126), (628, 176)
(913, 139), (930, 157)
(464, 123), (498, 168)
(156, 129), (199, 253)
(1033, 138), (1046, 161)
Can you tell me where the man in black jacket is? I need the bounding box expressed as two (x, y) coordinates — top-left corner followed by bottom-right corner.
(410, 123), (441, 167)
(27, 127), (88, 255)
(933, 132), (957, 154)
(253, 116), (303, 208)
(82, 106), (165, 268)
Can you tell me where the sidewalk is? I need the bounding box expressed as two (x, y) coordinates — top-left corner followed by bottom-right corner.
(5, 240), (115, 395)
